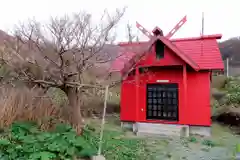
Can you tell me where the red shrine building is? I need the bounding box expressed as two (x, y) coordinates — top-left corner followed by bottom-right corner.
(110, 16), (224, 136)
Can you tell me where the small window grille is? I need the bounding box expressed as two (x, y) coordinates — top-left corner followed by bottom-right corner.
(146, 83), (179, 121)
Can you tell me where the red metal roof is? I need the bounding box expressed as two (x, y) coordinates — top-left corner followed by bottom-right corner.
(172, 34), (223, 70)
(110, 34), (224, 74)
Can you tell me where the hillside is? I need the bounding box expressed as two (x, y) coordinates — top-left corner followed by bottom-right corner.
(218, 37), (240, 76)
(219, 37), (240, 63)
(0, 28), (239, 76)
(0, 29), (122, 79)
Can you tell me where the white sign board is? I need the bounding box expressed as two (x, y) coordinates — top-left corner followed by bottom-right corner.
(156, 80), (169, 83)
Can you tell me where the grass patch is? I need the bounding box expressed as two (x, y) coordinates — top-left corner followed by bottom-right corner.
(84, 117), (150, 160)
(86, 116), (240, 160)
(0, 116), (239, 160)
(0, 121), (97, 159)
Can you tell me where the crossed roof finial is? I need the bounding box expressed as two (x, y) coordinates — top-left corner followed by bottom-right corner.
(136, 15), (187, 40)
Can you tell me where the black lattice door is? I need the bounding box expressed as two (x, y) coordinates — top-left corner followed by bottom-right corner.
(146, 83), (179, 121)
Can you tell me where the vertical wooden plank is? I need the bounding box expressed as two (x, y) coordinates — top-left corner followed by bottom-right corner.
(98, 85), (109, 155)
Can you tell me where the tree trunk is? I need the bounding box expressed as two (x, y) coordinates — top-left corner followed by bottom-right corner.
(66, 87), (83, 134)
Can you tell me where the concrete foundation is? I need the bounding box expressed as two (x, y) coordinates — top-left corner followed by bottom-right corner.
(121, 122), (133, 130)
(189, 126), (211, 137)
(136, 123), (190, 137)
(121, 121), (211, 137)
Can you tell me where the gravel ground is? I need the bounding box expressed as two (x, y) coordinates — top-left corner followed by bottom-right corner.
(151, 138), (236, 160)
(146, 124), (240, 160)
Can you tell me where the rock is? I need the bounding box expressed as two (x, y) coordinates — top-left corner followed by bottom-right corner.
(91, 155), (106, 160)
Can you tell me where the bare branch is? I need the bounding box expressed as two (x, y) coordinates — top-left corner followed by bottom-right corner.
(2, 8), (126, 89)
(126, 23), (136, 43)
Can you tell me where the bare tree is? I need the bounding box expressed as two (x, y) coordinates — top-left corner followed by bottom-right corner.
(126, 23), (136, 43)
(0, 8), (126, 131)
(136, 36), (140, 42)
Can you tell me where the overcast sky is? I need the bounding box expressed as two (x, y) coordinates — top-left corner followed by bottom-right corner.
(0, 0), (238, 42)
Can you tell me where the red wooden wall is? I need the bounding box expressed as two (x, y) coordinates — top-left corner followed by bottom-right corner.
(120, 70), (211, 126)
(186, 71), (211, 126)
(120, 75), (136, 121)
(120, 44), (211, 126)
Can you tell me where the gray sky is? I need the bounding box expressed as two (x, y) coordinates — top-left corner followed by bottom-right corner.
(0, 0), (238, 42)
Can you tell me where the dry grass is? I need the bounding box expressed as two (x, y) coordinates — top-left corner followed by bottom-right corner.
(211, 75), (227, 89)
(0, 81), (120, 132)
(0, 86), (81, 131)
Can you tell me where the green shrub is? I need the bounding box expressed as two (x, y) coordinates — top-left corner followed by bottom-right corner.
(211, 99), (224, 116)
(211, 77), (240, 116)
(202, 139), (216, 147)
(82, 125), (149, 160)
(223, 77), (240, 105)
(225, 79), (240, 93)
(0, 122), (96, 159)
(225, 92), (240, 104)
(0, 122), (150, 160)
(188, 136), (198, 143)
(46, 87), (68, 107)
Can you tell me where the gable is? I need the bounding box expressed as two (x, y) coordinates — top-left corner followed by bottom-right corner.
(137, 45), (186, 67)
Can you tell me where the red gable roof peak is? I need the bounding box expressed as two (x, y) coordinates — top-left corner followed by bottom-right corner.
(151, 36), (200, 71)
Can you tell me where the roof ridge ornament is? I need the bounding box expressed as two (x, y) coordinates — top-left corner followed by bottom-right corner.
(136, 15), (187, 40)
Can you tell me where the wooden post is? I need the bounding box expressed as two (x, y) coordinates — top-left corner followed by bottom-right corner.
(226, 57), (229, 77)
(98, 85), (109, 155)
